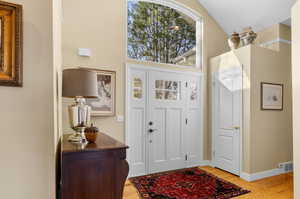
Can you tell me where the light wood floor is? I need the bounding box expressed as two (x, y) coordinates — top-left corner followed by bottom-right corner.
(123, 166), (293, 199)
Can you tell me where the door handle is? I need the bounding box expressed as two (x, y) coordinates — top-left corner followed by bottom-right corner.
(148, 129), (158, 133)
(222, 126), (240, 130)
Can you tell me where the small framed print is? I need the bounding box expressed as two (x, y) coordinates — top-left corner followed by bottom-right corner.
(261, 82), (283, 111)
(86, 69), (116, 116)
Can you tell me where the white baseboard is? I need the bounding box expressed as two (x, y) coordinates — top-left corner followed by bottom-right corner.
(195, 161), (290, 182)
(240, 167), (290, 182)
(129, 161), (291, 182)
(188, 160), (212, 168)
(198, 160), (212, 166)
(193, 161), (292, 182)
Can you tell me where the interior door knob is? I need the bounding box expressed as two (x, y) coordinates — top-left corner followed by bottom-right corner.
(233, 126), (240, 130)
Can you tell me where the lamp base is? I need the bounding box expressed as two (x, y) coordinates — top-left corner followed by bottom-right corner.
(68, 128), (87, 143)
(67, 97), (91, 143)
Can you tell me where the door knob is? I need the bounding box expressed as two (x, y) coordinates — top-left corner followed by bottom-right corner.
(233, 126), (240, 130)
(148, 129), (158, 133)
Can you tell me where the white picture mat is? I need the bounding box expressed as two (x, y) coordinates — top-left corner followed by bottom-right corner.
(86, 70), (116, 116)
(262, 83), (283, 110)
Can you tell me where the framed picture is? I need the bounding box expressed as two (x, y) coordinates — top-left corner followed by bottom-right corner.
(0, 1), (22, 87)
(261, 82), (283, 111)
(86, 69), (116, 116)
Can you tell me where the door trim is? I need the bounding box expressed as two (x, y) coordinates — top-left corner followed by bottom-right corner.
(211, 66), (243, 176)
(125, 63), (204, 176)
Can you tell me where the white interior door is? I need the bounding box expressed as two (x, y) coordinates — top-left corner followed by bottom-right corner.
(213, 67), (242, 176)
(148, 71), (186, 174)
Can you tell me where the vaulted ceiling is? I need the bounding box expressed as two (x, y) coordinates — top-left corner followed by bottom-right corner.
(197, 0), (296, 34)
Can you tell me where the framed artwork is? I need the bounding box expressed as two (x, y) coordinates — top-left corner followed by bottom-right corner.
(86, 69), (116, 116)
(261, 82), (283, 111)
(0, 1), (22, 87)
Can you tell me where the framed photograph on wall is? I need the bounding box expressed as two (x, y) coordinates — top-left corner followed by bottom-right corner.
(261, 82), (283, 111)
(86, 69), (116, 116)
(0, 1), (22, 87)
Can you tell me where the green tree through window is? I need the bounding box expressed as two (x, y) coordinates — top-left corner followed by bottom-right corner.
(128, 1), (197, 66)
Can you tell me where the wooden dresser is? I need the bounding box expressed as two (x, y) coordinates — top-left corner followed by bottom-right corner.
(58, 133), (129, 199)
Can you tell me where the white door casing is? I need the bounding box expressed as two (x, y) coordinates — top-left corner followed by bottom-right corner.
(126, 64), (203, 177)
(212, 67), (242, 176)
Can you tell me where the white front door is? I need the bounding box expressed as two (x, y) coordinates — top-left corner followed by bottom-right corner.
(127, 65), (203, 176)
(213, 67), (242, 176)
(148, 71), (187, 173)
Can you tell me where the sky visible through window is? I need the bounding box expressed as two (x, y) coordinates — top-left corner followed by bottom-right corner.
(128, 1), (197, 66)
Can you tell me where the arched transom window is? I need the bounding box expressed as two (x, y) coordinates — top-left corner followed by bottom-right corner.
(127, 0), (203, 69)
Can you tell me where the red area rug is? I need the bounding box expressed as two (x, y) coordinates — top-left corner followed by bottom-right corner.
(129, 167), (250, 199)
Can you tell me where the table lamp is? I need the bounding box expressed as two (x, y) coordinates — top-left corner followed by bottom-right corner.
(62, 68), (98, 143)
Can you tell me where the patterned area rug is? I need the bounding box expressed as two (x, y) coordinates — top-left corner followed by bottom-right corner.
(129, 168), (250, 199)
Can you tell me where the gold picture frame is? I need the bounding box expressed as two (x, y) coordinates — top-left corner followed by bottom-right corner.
(86, 69), (116, 116)
(0, 1), (22, 87)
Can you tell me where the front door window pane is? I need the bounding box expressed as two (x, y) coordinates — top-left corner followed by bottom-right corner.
(155, 80), (180, 100)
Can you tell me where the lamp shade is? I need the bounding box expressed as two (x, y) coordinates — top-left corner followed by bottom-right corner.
(62, 68), (98, 98)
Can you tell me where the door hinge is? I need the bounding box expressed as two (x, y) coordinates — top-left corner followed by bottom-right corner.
(213, 151), (215, 157)
(185, 154), (188, 161)
(185, 118), (188, 125)
(212, 81), (216, 87)
(185, 82), (188, 88)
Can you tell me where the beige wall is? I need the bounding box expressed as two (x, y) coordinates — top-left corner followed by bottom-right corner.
(0, 0), (56, 199)
(62, 0), (229, 159)
(250, 44), (292, 173)
(257, 24), (291, 51)
(209, 44), (292, 174)
(256, 24), (280, 45)
(292, 1), (300, 198)
(279, 24), (292, 41)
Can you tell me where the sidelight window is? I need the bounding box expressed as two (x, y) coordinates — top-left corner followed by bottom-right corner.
(133, 77), (143, 99)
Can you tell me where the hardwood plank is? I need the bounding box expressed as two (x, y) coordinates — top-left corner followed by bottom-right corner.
(123, 166), (293, 199)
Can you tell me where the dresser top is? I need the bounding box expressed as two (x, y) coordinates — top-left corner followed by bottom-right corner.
(62, 133), (128, 154)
